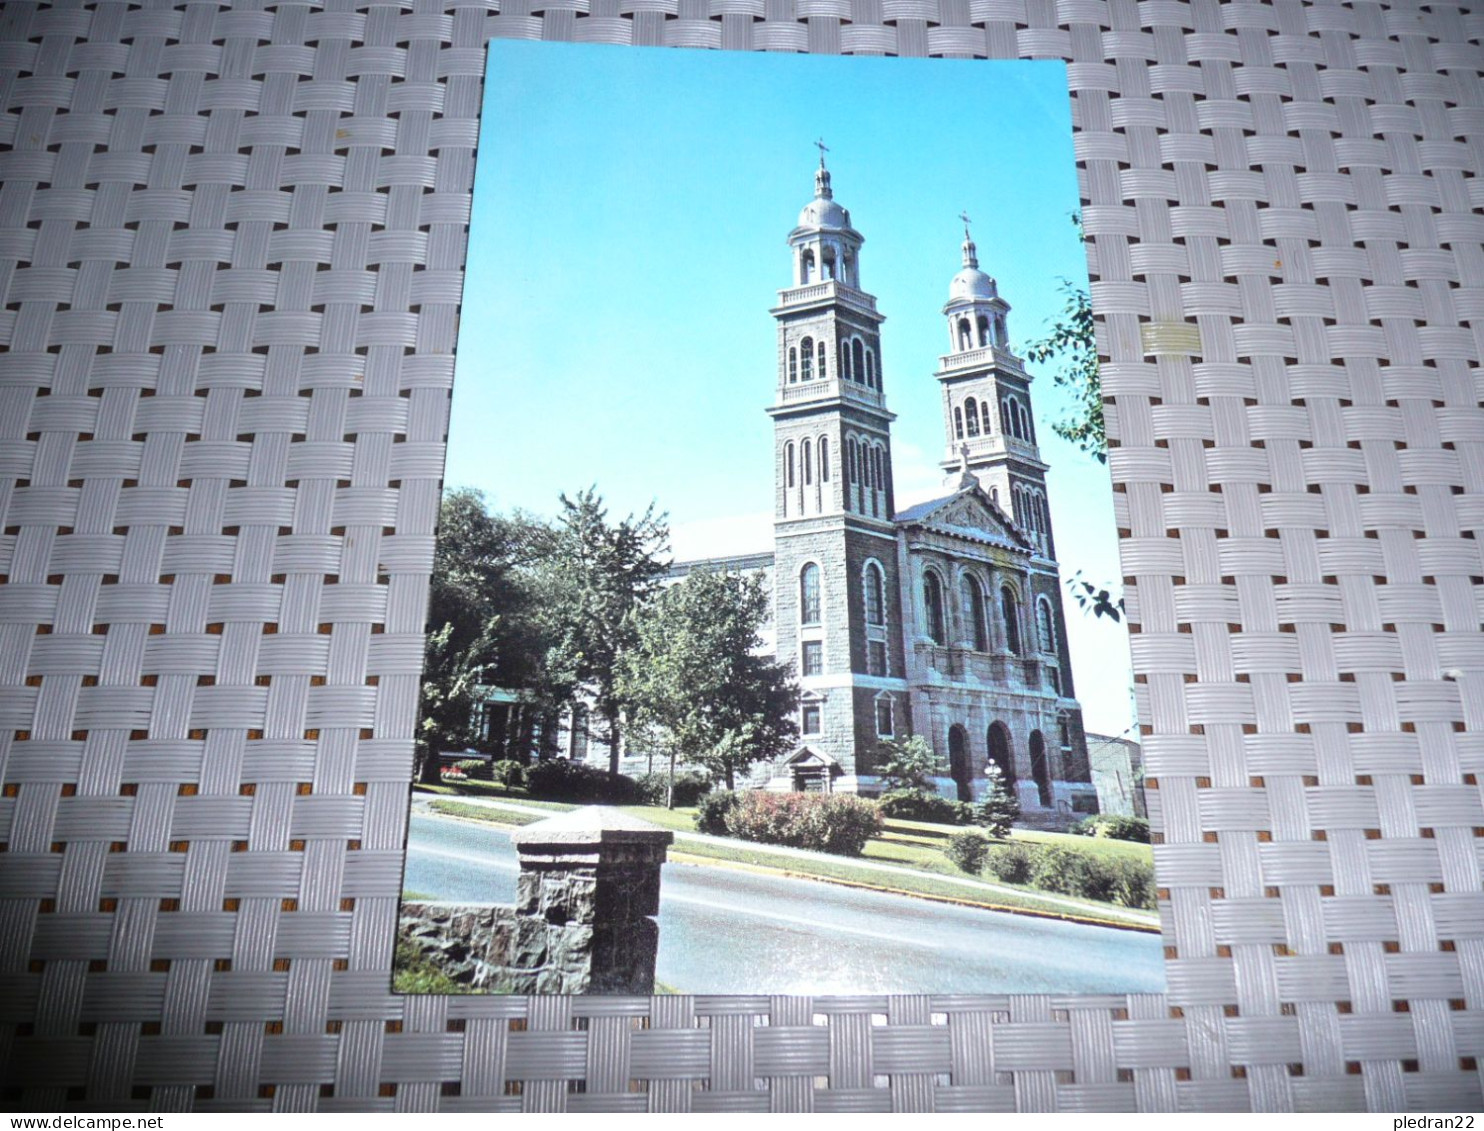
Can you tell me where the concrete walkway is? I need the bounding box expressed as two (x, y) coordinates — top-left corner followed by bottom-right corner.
(412, 791), (1160, 930)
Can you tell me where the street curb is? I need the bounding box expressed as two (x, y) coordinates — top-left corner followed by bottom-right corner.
(419, 801), (1162, 935)
(664, 849), (1162, 935)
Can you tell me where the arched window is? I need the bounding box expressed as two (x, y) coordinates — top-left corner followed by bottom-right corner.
(1001, 398), (1012, 436)
(980, 400), (992, 435)
(864, 562), (885, 626)
(953, 407), (965, 440)
(865, 348), (875, 388)
(800, 563), (821, 626)
(852, 339), (865, 385)
(801, 249), (815, 284)
(817, 339), (827, 380)
(977, 314), (991, 347)
(1000, 586), (1021, 654)
(957, 318), (972, 352)
(961, 576), (987, 651)
(994, 314), (1007, 347)
(800, 337), (814, 381)
(819, 436), (830, 482)
(788, 347), (797, 384)
(965, 396), (980, 437)
(785, 442), (795, 488)
(845, 438), (856, 484)
(801, 438), (812, 486)
(840, 340), (852, 382)
(1037, 598), (1056, 654)
(924, 571), (946, 645)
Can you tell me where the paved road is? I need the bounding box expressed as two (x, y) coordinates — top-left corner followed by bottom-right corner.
(403, 810), (1166, 995)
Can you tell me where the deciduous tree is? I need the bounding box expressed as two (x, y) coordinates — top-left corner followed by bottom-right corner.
(619, 569), (798, 793)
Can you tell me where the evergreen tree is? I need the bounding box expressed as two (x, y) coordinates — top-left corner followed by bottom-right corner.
(978, 760), (1022, 838)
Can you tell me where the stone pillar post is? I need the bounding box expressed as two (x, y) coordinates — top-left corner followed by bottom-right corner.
(509, 807), (673, 995)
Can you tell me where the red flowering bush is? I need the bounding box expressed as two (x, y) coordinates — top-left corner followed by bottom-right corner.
(719, 791), (883, 856)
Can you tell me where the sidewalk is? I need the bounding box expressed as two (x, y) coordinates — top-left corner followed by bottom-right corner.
(412, 792), (1161, 930)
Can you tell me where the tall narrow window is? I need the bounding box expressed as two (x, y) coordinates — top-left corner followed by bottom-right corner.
(801, 702), (821, 735)
(840, 340), (852, 381)
(800, 337), (814, 381)
(924, 572), (946, 645)
(852, 338), (865, 385)
(788, 347), (797, 384)
(817, 340), (827, 380)
(980, 400), (992, 435)
(801, 249), (814, 284)
(1037, 597), (1056, 654)
(962, 576), (987, 651)
(1000, 586), (1021, 654)
(819, 437), (829, 482)
(865, 348), (875, 388)
(954, 407), (965, 439)
(785, 442), (795, 488)
(801, 640), (823, 676)
(977, 314), (991, 347)
(801, 438), (812, 485)
(965, 396), (980, 436)
(800, 563), (821, 625)
(864, 562), (885, 626)
(845, 438), (856, 484)
(875, 699), (893, 736)
(957, 318), (972, 351)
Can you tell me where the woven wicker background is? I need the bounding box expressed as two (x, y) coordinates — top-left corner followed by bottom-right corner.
(0, 0), (1481, 1113)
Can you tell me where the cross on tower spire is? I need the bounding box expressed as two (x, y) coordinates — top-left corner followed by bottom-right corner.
(959, 210), (972, 239)
(812, 139), (833, 199)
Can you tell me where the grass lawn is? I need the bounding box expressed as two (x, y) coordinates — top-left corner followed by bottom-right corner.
(420, 790), (1157, 928)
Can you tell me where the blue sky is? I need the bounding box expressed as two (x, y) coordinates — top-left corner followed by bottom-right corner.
(448, 41), (1133, 736)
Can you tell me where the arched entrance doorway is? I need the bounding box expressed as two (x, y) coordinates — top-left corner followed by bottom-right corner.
(987, 722), (1014, 791)
(948, 725), (972, 802)
(1029, 729), (1051, 807)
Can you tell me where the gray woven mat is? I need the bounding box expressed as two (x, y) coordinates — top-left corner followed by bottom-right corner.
(1, 0), (1481, 1113)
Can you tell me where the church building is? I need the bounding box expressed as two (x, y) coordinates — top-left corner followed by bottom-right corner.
(731, 154), (1097, 826)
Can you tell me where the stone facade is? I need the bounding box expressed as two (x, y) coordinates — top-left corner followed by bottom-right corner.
(743, 161), (1098, 828)
(397, 807), (672, 995)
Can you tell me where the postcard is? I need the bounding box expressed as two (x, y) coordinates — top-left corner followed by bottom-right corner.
(394, 41), (1164, 996)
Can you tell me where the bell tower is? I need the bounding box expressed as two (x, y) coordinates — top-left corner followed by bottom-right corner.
(765, 147), (906, 789)
(935, 217), (1056, 560)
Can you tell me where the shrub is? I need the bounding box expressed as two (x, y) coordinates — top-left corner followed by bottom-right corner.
(878, 789), (974, 825)
(524, 758), (640, 803)
(944, 831), (991, 874)
(637, 770), (713, 808)
(709, 791), (884, 856)
(1071, 814), (1150, 843)
(454, 758), (492, 782)
(695, 790), (741, 834)
(1107, 856), (1157, 910)
(983, 842), (1036, 884)
(490, 760), (526, 788)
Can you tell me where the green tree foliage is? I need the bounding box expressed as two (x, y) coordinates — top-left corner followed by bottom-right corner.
(619, 569), (798, 791)
(1022, 212), (1104, 465)
(872, 734), (942, 792)
(532, 488), (670, 773)
(1022, 214), (1128, 624)
(416, 488), (544, 782)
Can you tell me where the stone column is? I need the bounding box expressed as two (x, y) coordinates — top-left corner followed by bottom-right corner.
(508, 807), (673, 995)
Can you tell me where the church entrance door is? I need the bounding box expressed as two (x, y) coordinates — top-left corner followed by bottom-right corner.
(948, 725), (972, 802)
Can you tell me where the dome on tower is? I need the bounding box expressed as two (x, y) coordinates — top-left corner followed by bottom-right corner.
(799, 195), (851, 230)
(948, 219), (997, 301)
(949, 265), (998, 301)
(796, 147), (853, 231)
